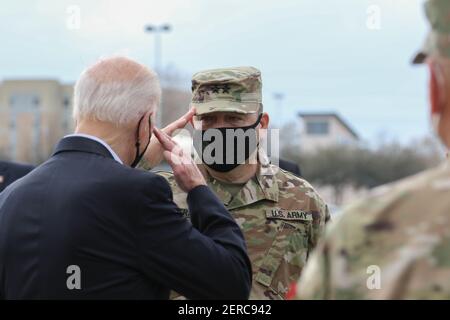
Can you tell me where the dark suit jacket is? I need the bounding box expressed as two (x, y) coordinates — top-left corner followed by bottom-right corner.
(0, 161), (35, 193)
(0, 136), (251, 300)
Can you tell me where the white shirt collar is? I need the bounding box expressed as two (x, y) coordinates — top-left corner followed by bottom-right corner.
(64, 133), (124, 165)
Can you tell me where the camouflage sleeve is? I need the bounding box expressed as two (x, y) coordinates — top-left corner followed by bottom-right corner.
(275, 180), (331, 300)
(289, 186), (333, 300)
(295, 201), (361, 300)
(294, 202), (342, 300)
(295, 228), (331, 299)
(309, 194), (331, 252)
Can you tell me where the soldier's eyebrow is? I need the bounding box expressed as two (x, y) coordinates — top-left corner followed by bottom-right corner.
(226, 114), (245, 119)
(197, 114), (214, 120)
(196, 115), (219, 125)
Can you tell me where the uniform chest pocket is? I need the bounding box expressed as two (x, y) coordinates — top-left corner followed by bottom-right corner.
(254, 219), (311, 298)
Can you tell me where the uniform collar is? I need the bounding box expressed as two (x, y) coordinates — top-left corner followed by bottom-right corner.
(204, 152), (279, 210)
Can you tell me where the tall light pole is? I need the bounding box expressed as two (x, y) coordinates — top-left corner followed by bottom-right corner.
(144, 23), (172, 127)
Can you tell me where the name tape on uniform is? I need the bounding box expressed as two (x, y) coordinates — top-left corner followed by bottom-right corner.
(265, 208), (313, 222)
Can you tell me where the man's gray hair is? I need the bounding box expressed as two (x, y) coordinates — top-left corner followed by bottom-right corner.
(73, 56), (161, 126)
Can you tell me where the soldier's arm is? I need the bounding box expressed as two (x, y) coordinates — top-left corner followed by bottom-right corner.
(309, 195), (331, 251)
(295, 200), (334, 300)
(295, 238), (330, 299)
(275, 181), (331, 299)
(295, 202), (360, 300)
(293, 194), (331, 299)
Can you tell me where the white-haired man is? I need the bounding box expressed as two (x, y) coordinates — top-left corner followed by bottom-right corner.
(0, 56), (252, 300)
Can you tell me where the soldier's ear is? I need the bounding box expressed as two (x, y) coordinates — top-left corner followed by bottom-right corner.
(259, 113), (269, 129)
(428, 60), (450, 148)
(429, 62), (441, 115)
(429, 60), (446, 115)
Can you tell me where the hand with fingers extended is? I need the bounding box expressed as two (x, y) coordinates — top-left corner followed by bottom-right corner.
(153, 127), (206, 192)
(139, 108), (196, 170)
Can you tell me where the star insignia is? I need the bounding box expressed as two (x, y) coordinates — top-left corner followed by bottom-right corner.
(211, 85), (220, 94)
(221, 84), (230, 94)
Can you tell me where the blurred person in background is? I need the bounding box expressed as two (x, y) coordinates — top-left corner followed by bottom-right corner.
(277, 159), (302, 177)
(0, 161), (34, 193)
(291, 0), (450, 300)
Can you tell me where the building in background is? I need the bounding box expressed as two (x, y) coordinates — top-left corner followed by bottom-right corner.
(0, 79), (191, 164)
(298, 112), (359, 153)
(0, 80), (73, 164)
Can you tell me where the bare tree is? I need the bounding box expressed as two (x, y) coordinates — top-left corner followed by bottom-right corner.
(281, 134), (445, 204)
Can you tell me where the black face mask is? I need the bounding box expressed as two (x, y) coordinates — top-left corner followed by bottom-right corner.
(193, 114), (262, 172)
(130, 115), (152, 168)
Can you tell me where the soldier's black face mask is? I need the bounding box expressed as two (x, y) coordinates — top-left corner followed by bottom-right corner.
(130, 115), (152, 168)
(193, 114), (262, 172)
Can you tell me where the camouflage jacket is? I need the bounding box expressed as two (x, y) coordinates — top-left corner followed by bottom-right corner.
(157, 163), (330, 300)
(295, 160), (450, 300)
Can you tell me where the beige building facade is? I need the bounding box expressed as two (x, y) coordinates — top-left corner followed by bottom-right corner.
(0, 80), (74, 164)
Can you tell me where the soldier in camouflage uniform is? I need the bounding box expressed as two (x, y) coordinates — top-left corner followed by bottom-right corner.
(292, 0), (450, 300)
(141, 66), (330, 299)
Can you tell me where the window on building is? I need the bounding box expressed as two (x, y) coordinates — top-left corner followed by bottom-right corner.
(9, 94), (40, 108)
(306, 120), (329, 135)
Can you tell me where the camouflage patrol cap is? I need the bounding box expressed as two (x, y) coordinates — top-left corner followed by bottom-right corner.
(413, 0), (450, 64)
(190, 66), (262, 115)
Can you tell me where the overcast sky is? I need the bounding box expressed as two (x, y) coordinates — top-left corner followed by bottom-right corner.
(0, 0), (430, 144)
